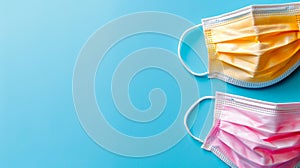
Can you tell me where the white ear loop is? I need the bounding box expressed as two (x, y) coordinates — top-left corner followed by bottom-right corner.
(177, 23), (208, 76)
(184, 96), (215, 143)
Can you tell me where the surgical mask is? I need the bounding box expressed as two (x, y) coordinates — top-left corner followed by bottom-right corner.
(178, 2), (300, 88)
(184, 92), (300, 168)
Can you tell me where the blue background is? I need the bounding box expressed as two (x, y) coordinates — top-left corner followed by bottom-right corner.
(1, 0), (299, 167)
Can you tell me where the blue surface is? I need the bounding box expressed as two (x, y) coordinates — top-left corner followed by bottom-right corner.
(1, 0), (300, 167)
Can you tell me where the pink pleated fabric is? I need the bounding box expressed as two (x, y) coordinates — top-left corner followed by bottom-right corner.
(202, 92), (300, 168)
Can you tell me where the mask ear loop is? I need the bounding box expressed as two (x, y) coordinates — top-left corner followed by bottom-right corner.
(178, 23), (208, 76)
(184, 96), (215, 143)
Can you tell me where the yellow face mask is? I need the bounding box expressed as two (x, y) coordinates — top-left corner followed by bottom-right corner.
(178, 2), (300, 88)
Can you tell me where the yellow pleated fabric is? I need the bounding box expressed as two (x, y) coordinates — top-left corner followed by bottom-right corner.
(203, 4), (300, 84)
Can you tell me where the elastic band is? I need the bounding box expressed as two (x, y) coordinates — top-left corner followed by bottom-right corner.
(177, 23), (208, 76)
(184, 96), (215, 143)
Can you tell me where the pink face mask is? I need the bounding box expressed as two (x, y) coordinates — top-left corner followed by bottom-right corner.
(184, 92), (300, 168)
